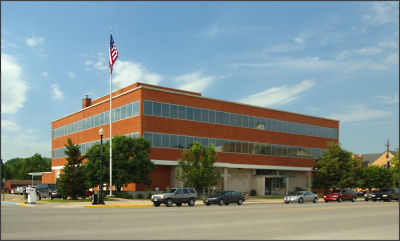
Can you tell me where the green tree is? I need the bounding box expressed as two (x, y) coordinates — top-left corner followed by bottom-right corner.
(56, 138), (89, 199)
(359, 165), (387, 190)
(390, 152), (399, 187)
(312, 142), (361, 192)
(175, 142), (220, 195)
(84, 136), (155, 192)
(3, 155), (51, 180)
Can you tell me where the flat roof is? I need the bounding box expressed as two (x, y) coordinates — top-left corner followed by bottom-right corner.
(52, 82), (339, 123)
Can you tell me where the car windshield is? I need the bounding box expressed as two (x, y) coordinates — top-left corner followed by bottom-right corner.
(330, 190), (342, 194)
(166, 188), (176, 193)
(48, 184), (57, 189)
(379, 188), (391, 192)
(289, 192), (303, 196)
(209, 192), (225, 197)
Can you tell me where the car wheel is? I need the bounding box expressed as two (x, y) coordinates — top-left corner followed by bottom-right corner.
(324, 200), (328, 203)
(206, 203), (210, 206)
(218, 199), (224, 206)
(188, 198), (195, 206)
(313, 197), (317, 203)
(38, 194), (42, 200)
(166, 199), (173, 207)
(351, 197), (355, 202)
(224, 201), (229, 205)
(153, 202), (160, 207)
(176, 202), (182, 207)
(372, 199), (376, 202)
(338, 197), (342, 202)
(238, 199), (243, 205)
(298, 198), (304, 204)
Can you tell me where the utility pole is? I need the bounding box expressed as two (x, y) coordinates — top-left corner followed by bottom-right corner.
(385, 139), (390, 188)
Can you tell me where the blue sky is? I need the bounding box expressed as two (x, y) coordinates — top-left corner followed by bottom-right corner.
(1, 1), (399, 161)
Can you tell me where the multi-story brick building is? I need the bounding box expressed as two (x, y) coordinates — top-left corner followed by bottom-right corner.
(44, 82), (339, 195)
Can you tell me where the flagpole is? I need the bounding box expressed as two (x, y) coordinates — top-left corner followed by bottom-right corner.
(109, 27), (113, 197)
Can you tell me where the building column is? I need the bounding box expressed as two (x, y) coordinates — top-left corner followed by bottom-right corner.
(222, 168), (229, 191)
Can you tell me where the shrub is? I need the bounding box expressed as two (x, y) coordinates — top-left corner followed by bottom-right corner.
(250, 189), (257, 196)
(137, 193), (144, 199)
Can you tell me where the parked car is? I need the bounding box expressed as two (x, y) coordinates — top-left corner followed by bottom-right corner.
(284, 191), (319, 204)
(357, 190), (368, 197)
(323, 189), (357, 202)
(364, 190), (379, 201)
(371, 188), (399, 202)
(151, 187), (197, 207)
(14, 186), (26, 195)
(203, 191), (245, 206)
(36, 183), (60, 200)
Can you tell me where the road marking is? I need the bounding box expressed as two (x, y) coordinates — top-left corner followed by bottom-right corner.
(1, 201), (29, 206)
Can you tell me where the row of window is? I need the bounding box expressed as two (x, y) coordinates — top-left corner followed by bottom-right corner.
(52, 101), (140, 139)
(143, 100), (338, 139)
(52, 132), (139, 159)
(143, 132), (324, 159)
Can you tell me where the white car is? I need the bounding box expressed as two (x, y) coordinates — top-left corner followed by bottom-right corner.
(284, 191), (319, 204)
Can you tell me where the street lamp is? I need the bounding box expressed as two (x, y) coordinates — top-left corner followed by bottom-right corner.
(98, 128), (105, 205)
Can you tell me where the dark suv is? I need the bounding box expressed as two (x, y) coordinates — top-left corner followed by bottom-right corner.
(151, 187), (197, 207)
(371, 188), (399, 202)
(36, 184), (60, 200)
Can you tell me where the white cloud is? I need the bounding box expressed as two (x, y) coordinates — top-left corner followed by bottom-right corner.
(375, 93), (399, 104)
(113, 60), (162, 87)
(355, 47), (382, 55)
(25, 36), (44, 48)
(362, 2), (399, 26)
(238, 79), (315, 107)
(328, 104), (392, 122)
(85, 52), (108, 71)
(1, 54), (28, 114)
(173, 71), (224, 93)
(67, 71), (75, 78)
(294, 36), (304, 44)
(51, 84), (64, 101)
(1, 120), (21, 132)
(42, 72), (48, 77)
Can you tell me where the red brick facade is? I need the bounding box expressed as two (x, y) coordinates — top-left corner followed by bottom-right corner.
(47, 82), (339, 191)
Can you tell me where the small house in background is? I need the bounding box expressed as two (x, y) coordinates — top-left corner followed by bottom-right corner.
(5, 179), (42, 191)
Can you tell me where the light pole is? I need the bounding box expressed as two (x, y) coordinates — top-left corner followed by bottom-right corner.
(98, 128), (105, 205)
(385, 139), (390, 188)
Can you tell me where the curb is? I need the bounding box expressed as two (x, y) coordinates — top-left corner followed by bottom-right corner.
(1, 201), (29, 206)
(84, 204), (153, 208)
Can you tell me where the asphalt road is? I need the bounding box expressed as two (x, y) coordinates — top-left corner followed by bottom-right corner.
(1, 201), (399, 240)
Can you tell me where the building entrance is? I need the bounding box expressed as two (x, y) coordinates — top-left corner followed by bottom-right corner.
(265, 177), (286, 195)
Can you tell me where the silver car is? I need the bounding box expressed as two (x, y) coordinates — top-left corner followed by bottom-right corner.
(284, 191), (319, 204)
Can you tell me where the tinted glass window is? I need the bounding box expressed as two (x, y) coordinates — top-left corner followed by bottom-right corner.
(229, 113), (236, 126)
(133, 101), (139, 116)
(216, 111), (223, 124)
(201, 109), (209, 122)
(175, 189), (183, 194)
(248, 116), (255, 128)
(153, 102), (161, 116)
(186, 136), (194, 149)
(161, 103), (170, 118)
(127, 103), (133, 117)
(178, 135), (185, 149)
(144, 101), (152, 115)
(178, 106), (186, 119)
(121, 106), (127, 119)
(153, 133), (161, 147)
(209, 110), (216, 123)
(222, 112), (229, 125)
(170, 105), (178, 118)
(170, 135), (177, 148)
(194, 108), (201, 121)
(186, 107), (193, 120)
(95, 115), (100, 126)
(183, 188), (189, 194)
(242, 115), (249, 128)
(161, 134), (169, 148)
(189, 188), (196, 194)
(115, 108), (121, 121)
(236, 114), (243, 127)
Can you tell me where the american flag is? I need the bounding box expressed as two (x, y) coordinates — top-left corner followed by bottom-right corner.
(109, 34), (118, 73)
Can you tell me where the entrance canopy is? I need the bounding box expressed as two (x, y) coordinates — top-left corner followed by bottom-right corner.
(28, 172), (51, 186)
